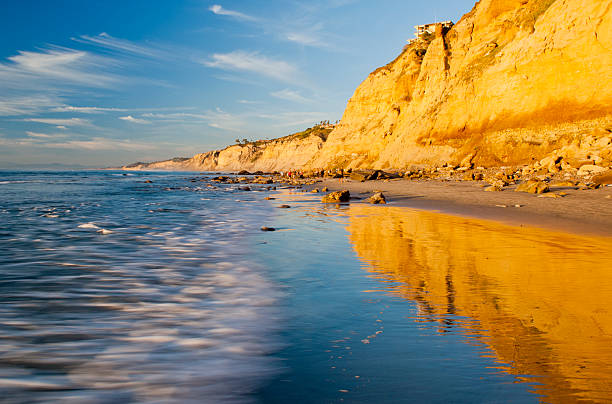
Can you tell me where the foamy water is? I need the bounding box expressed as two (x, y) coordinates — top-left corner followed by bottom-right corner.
(0, 171), (282, 403)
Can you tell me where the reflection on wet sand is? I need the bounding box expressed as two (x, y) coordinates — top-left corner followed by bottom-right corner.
(345, 205), (612, 403)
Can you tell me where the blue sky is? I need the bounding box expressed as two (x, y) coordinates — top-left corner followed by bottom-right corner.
(0, 0), (474, 168)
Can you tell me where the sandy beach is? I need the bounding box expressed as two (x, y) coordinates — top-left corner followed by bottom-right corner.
(304, 178), (612, 237)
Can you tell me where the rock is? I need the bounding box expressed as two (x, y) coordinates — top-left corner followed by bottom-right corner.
(260, 226), (276, 231)
(485, 185), (503, 192)
(367, 192), (386, 204)
(237, 170), (251, 175)
(311, 188), (319, 193)
(240, 186), (251, 191)
(515, 180), (549, 194)
(144, 180), (153, 183)
(551, 180), (577, 187)
(460, 153), (475, 169)
(322, 190), (350, 203)
(322, 187), (328, 192)
(578, 164), (608, 176)
(592, 170), (612, 185)
(264, 197), (275, 200)
(489, 179), (508, 188)
(349, 172), (369, 182)
(278, 205), (291, 209)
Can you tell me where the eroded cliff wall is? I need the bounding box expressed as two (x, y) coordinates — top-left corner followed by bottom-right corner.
(124, 127), (329, 172)
(310, 0), (612, 169)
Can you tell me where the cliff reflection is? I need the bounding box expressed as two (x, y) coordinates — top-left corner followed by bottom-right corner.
(345, 205), (612, 403)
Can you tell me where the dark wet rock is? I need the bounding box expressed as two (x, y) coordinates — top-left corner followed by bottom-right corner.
(237, 170), (251, 175)
(322, 190), (350, 203)
(144, 180), (153, 183)
(253, 171), (264, 176)
(260, 226), (276, 231)
(278, 205), (291, 209)
(264, 197), (275, 200)
(368, 192), (386, 204)
(515, 180), (549, 194)
(240, 186), (251, 191)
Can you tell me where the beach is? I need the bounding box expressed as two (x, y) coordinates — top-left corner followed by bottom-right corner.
(301, 177), (612, 237)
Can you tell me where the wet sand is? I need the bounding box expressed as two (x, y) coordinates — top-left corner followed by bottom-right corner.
(307, 178), (612, 237)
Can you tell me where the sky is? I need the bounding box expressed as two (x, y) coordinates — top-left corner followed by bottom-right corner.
(0, 0), (475, 168)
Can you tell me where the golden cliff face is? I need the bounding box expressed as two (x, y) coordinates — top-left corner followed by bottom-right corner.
(124, 130), (327, 172)
(345, 205), (612, 402)
(311, 0), (612, 169)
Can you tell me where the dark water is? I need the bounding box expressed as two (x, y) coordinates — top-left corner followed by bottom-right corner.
(2, 171), (612, 403)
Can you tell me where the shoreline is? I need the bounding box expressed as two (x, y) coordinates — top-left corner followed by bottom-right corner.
(299, 178), (612, 237)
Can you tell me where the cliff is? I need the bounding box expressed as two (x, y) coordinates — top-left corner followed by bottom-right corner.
(311, 0), (612, 169)
(123, 126), (330, 172)
(125, 0), (612, 172)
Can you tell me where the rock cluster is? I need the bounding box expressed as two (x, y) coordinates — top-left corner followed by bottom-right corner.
(322, 190), (351, 203)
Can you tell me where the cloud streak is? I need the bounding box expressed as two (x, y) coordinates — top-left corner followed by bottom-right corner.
(270, 89), (309, 103)
(74, 33), (170, 60)
(209, 5), (258, 21)
(119, 115), (151, 124)
(23, 117), (92, 127)
(0, 47), (119, 90)
(203, 51), (298, 83)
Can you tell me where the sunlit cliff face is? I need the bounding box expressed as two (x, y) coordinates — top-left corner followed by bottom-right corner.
(345, 205), (612, 402)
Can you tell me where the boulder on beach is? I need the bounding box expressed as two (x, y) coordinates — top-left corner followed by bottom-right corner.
(578, 164), (608, 176)
(515, 180), (549, 194)
(367, 192), (386, 204)
(592, 170), (612, 185)
(322, 190), (350, 203)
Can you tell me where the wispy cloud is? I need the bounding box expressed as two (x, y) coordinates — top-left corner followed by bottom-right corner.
(270, 89), (309, 103)
(0, 96), (61, 116)
(23, 117), (91, 127)
(52, 105), (128, 114)
(0, 47), (119, 90)
(46, 137), (157, 151)
(209, 5), (258, 21)
(74, 33), (170, 59)
(203, 51), (298, 83)
(285, 30), (330, 48)
(119, 115), (151, 124)
(142, 108), (246, 131)
(25, 131), (68, 139)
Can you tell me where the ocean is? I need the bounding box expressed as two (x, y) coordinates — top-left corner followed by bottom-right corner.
(1, 171), (612, 403)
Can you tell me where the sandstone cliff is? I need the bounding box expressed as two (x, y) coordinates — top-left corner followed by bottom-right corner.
(123, 126), (330, 172)
(311, 0), (612, 169)
(125, 0), (612, 172)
